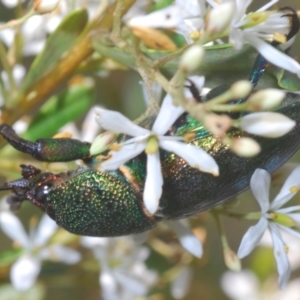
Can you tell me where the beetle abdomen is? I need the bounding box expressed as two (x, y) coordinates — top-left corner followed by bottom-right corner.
(47, 170), (157, 237)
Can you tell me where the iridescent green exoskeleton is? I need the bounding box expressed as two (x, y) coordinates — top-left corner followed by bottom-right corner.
(1, 8), (300, 236)
(1, 86), (300, 237)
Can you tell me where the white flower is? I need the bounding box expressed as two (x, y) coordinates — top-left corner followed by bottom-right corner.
(221, 269), (260, 300)
(0, 64), (26, 106)
(205, 1), (235, 35)
(34, 0), (60, 14)
(167, 219), (203, 258)
(237, 166), (300, 289)
(1, 0), (101, 56)
(221, 270), (300, 300)
(128, 0), (207, 43)
(211, 0), (300, 77)
(260, 229), (300, 271)
(94, 85), (219, 215)
(134, 218), (203, 258)
(171, 266), (193, 299)
(81, 236), (157, 300)
(0, 212), (81, 290)
(59, 105), (101, 143)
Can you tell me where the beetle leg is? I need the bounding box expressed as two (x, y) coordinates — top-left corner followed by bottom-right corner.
(0, 124), (91, 162)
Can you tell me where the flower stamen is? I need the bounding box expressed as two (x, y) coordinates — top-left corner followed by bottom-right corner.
(145, 136), (159, 155)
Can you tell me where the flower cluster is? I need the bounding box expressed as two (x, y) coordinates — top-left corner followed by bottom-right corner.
(81, 236), (157, 300)
(92, 77), (295, 216)
(0, 209), (81, 290)
(238, 166), (300, 289)
(128, 0), (300, 77)
(0, 0), (300, 297)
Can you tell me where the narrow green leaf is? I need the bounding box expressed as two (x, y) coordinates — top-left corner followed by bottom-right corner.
(93, 42), (300, 90)
(22, 81), (94, 140)
(20, 9), (88, 93)
(0, 248), (23, 268)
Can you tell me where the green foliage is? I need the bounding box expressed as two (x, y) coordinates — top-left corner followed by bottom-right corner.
(19, 9), (88, 94)
(23, 82), (94, 140)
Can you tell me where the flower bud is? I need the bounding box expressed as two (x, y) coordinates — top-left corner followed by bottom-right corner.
(246, 89), (285, 111)
(205, 2), (235, 35)
(230, 80), (252, 99)
(224, 248), (241, 272)
(90, 131), (117, 156)
(34, 0), (59, 14)
(240, 112), (296, 138)
(229, 137), (261, 157)
(180, 45), (205, 74)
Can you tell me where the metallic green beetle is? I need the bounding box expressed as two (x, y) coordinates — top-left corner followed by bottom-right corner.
(0, 6), (300, 236)
(0, 89), (300, 237)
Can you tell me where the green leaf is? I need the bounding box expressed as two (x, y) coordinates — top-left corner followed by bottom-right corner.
(93, 42), (300, 90)
(151, 0), (174, 11)
(93, 42), (136, 69)
(20, 9), (88, 93)
(0, 284), (45, 300)
(22, 80), (94, 140)
(0, 248), (23, 268)
(272, 67), (300, 91)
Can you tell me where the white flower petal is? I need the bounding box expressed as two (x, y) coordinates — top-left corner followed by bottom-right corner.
(33, 214), (58, 247)
(2, 0), (23, 8)
(221, 270), (260, 300)
(152, 94), (185, 135)
(143, 152), (163, 214)
(0, 28), (14, 47)
(12, 65), (26, 86)
(240, 112), (296, 138)
(34, 0), (59, 14)
(206, 2), (235, 35)
(244, 33), (300, 78)
(168, 220), (203, 258)
(81, 105), (102, 142)
(286, 213), (300, 225)
(100, 142), (145, 171)
(10, 255), (40, 291)
(232, 0), (252, 24)
(229, 28), (245, 50)
(250, 168), (270, 214)
(128, 6), (184, 29)
(160, 140), (219, 176)
(269, 223), (291, 289)
(133, 231), (149, 244)
(276, 205), (300, 214)
(256, 0), (279, 12)
(171, 266), (192, 299)
(81, 236), (110, 248)
(113, 271), (148, 296)
(39, 245), (81, 264)
(100, 269), (118, 300)
(0, 212), (29, 249)
(237, 217), (268, 258)
(95, 107), (149, 137)
(278, 224), (300, 240)
(176, 0), (203, 17)
(271, 165), (300, 210)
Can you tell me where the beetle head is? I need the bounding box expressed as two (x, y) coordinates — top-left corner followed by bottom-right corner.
(0, 164), (67, 215)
